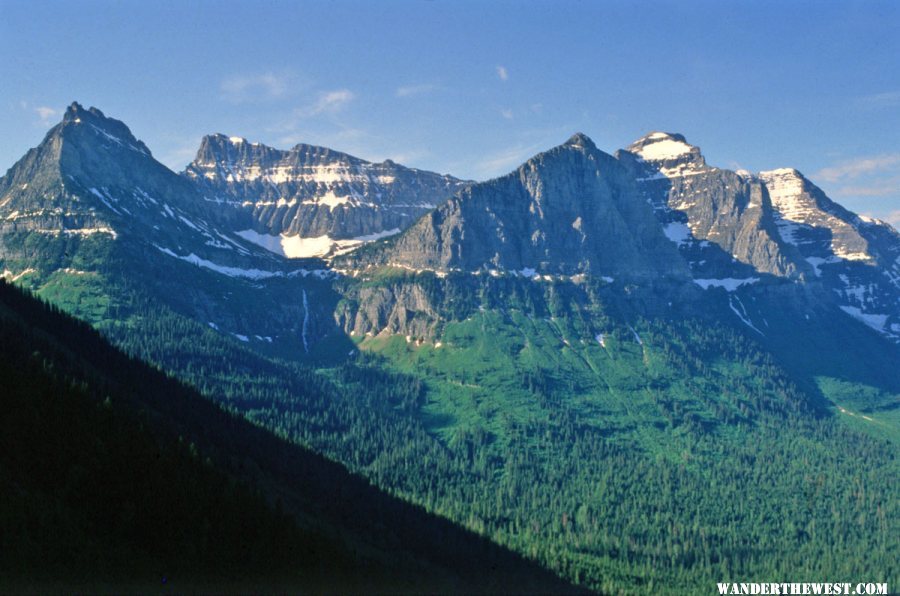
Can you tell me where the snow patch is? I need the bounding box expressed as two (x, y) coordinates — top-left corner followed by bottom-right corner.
(839, 305), (889, 334)
(89, 187), (121, 215)
(178, 215), (201, 232)
(236, 228), (401, 259)
(662, 222), (692, 247)
(154, 245), (285, 279)
(237, 230), (333, 258)
(694, 278), (759, 291)
(805, 255), (841, 276)
(729, 295), (763, 335)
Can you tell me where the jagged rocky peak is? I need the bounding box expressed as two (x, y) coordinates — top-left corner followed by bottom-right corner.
(192, 133), (297, 168)
(758, 168), (820, 216)
(0, 101), (155, 205)
(183, 134), (469, 253)
(190, 133), (379, 172)
(757, 164), (900, 340)
(57, 101), (152, 157)
(346, 133), (691, 282)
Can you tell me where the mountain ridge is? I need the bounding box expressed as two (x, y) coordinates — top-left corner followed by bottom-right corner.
(3, 104), (900, 343)
(1, 102), (898, 594)
(182, 131), (470, 257)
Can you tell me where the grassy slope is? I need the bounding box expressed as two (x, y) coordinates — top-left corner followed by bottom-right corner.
(356, 276), (899, 592)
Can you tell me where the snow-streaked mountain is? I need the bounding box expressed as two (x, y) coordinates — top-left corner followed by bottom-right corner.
(615, 131), (900, 340)
(182, 134), (469, 258)
(342, 133), (691, 282)
(621, 132), (798, 281)
(0, 103), (343, 357)
(2, 103), (899, 348)
(0, 102), (274, 270)
(758, 168), (900, 338)
(339, 131), (900, 343)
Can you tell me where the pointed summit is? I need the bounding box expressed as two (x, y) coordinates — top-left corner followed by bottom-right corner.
(52, 101), (153, 158)
(343, 130), (690, 281)
(563, 132), (596, 150)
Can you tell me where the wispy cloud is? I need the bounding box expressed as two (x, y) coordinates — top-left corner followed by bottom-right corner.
(220, 72), (297, 103)
(496, 65), (509, 81)
(297, 89), (355, 117)
(395, 83), (438, 98)
(815, 153), (900, 183)
(885, 210), (900, 230)
(857, 90), (900, 108)
(501, 108), (514, 120)
(33, 106), (59, 126)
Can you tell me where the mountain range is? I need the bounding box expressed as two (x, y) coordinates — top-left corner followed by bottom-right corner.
(1, 102), (897, 593)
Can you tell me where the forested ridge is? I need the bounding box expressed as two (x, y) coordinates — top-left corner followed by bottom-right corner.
(81, 271), (898, 594)
(0, 279), (579, 594)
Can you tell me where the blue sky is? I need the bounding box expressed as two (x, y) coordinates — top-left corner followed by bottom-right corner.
(2, 0), (899, 225)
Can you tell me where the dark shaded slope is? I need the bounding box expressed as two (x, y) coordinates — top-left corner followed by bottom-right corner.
(0, 279), (581, 594)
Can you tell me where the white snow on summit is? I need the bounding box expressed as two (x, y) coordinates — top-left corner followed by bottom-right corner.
(760, 168), (872, 262)
(635, 138), (693, 161)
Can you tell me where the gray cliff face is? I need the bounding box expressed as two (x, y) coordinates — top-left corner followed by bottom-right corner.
(0, 102), (262, 268)
(758, 168), (900, 339)
(615, 132), (900, 340)
(349, 133), (691, 282)
(183, 134), (469, 241)
(335, 283), (443, 340)
(620, 132), (799, 281)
